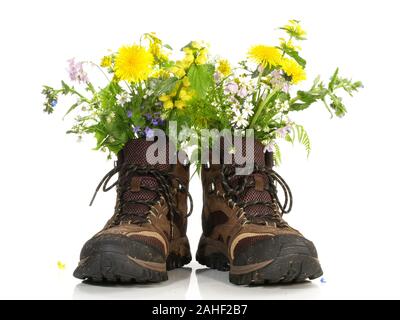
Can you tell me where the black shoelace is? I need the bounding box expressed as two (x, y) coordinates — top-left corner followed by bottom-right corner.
(221, 164), (292, 225)
(89, 163), (193, 237)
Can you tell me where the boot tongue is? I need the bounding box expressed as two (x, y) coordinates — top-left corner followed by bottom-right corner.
(120, 138), (172, 171)
(224, 138), (275, 219)
(117, 138), (175, 221)
(216, 137), (272, 168)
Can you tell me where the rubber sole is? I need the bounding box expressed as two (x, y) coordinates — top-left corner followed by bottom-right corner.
(196, 235), (323, 285)
(74, 236), (191, 284)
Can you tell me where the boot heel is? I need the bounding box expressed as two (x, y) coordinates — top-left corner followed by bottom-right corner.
(167, 236), (192, 270)
(196, 235), (230, 271)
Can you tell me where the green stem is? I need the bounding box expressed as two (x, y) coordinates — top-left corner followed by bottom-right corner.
(249, 89), (278, 128)
(322, 97), (334, 118)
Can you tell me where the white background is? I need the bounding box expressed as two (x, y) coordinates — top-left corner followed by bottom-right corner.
(0, 0), (399, 300)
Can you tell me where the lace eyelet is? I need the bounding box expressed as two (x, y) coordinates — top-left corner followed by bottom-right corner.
(182, 158), (189, 168)
(208, 182), (215, 194)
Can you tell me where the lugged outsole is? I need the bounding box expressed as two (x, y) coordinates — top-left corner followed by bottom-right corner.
(229, 254), (323, 285)
(74, 236), (192, 284)
(196, 235), (323, 285)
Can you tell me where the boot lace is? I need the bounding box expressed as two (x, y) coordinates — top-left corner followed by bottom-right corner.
(89, 163), (193, 236)
(221, 163), (292, 227)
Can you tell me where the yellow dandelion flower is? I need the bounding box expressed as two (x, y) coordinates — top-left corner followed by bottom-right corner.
(114, 45), (154, 83)
(100, 56), (112, 68)
(280, 58), (306, 84)
(217, 59), (232, 76)
(248, 45), (281, 67)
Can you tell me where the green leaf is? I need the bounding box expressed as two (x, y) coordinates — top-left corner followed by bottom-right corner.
(296, 90), (319, 104)
(294, 124), (311, 156)
(86, 82), (96, 94)
(187, 64), (214, 96)
(153, 77), (178, 96)
(273, 142), (282, 165)
(283, 47), (306, 68)
(61, 80), (72, 94)
(63, 102), (79, 119)
(328, 68), (339, 91)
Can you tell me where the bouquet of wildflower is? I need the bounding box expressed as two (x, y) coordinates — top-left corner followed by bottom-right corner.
(42, 21), (362, 162)
(42, 33), (214, 157)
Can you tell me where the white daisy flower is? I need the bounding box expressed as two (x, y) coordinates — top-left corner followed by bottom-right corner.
(242, 102), (254, 117)
(116, 91), (132, 106)
(231, 112), (249, 128)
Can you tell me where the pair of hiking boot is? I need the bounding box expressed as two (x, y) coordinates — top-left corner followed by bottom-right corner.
(74, 138), (323, 285)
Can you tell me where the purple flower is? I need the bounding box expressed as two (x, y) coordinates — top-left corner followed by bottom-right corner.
(67, 58), (88, 83)
(50, 100), (57, 107)
(152, 118), (159, 126)
(270, 70), (290, 93)
(275, 125), (292, 138)
(214, 72), (221, 82)
(144, 127), (154, 139)
(132, 125), (141, 134)
(282, 82), (290, 93)
(144, 113), (152, 121)
(265, 143), (275, 153)
(224, 82), (239, 95)
(237, 86), (248, 98)
(127, 110), (133, 118)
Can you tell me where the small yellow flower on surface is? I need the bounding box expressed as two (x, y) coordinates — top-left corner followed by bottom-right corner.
(280, 58), (306, 84)
(282, 20), (307, 40)
(248, 45), (281, 67)
(100, 56), (112, 68)
(174, 100), (186, 109)
(217, 59), (232, 76)
(114, 45), (154, 83)
(57, 261), (66, 270)
(182, 76), (190, 87)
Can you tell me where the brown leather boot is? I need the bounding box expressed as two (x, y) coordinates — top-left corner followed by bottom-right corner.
(196, 139), (323, 284)
(74, 138), (192, 283)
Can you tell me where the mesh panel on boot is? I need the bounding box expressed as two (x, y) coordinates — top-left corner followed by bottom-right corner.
(220, 138), (276, 217)
(116, 139), (175, 220)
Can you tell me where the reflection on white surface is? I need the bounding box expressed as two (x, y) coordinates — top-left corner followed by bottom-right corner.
(195, 268), (322, 300)
(72, 263), (324, 300)
(73, 268), (192, 300)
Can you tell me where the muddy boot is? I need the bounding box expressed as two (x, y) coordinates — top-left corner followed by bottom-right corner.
(74, 138), (192, 283)
(196, 139), (323, 285)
